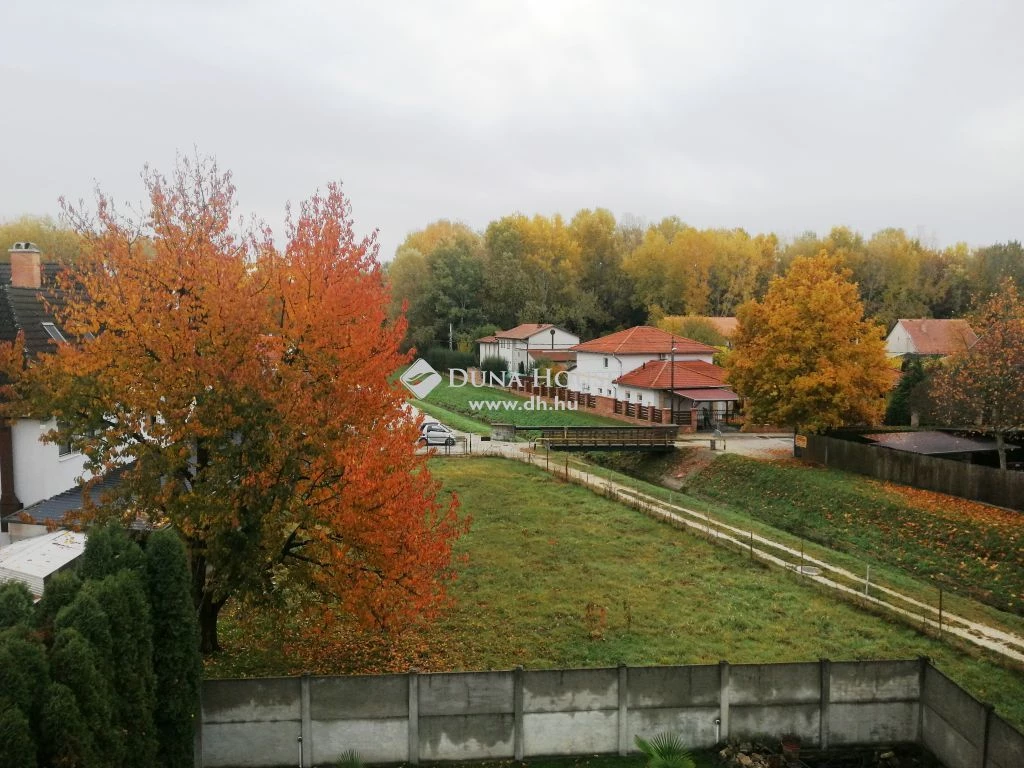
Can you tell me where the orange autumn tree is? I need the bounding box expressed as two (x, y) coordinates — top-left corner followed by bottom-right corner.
(929, 278), (1024, 470)
(727, 251), (890, 434)
(17, 158), (463, 653)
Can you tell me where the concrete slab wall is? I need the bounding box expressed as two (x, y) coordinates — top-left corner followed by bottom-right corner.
(198, 660), (1024, 767)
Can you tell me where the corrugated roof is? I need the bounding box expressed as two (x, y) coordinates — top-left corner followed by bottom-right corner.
(862, 431), (1016, 455)
(0, 530), (86, 597)
(572, 326), (716, 355)
(895, 319), (977, 356)
(5, 470), (125, 526)
(615, 360), (727, 389)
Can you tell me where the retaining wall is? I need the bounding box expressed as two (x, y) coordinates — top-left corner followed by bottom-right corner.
(197, 658), (1023, 767)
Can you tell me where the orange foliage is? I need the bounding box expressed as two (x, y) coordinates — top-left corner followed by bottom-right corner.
(17, 156), (466, 651)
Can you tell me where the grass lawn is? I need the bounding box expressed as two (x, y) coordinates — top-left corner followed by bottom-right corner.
(209, 457), (1024, 730)
(687, 454), (1024, 616)
(415, 377), (625, 431)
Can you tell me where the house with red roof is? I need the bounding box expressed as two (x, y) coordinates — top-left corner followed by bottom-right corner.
(564, 326), (738, 427)
(477, 323), (579, 373)
(885, 319), (977, 358)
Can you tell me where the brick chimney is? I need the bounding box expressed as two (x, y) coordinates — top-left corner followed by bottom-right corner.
(9, 241), (42, 289)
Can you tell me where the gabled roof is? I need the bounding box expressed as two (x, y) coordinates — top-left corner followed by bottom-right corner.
(477, 334), (498, 343)
(615, 360), (727, 389)
(892, 319), (977, 356)
(496, 323), (558, 340)
(0, 261), (68, 359)
(572, 326), (716, 355)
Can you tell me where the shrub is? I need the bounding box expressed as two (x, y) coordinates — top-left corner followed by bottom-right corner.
(0, 704), (35, 768)
(422, 346), (475, 372)
(0, 581), (34, 629)
(480, 355), (508, 377)
(634, 732), (696, 768)
(41, 682), (98, 768)
(80, 520), (145, 580)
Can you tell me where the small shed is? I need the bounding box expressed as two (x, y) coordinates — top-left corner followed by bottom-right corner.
(0, 530), (86, 598)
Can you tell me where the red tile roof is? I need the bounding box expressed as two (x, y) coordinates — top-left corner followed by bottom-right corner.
(615, 360), (727, 389)
(895, 319), (977, 355)
(528, 350), (576, 362)
(497, 323), (556, 339)
(572, 326), (716, 355)
(477, 335), (498, 343)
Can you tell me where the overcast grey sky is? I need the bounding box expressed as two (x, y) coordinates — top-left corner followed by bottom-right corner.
(2, 0), (1022, 260)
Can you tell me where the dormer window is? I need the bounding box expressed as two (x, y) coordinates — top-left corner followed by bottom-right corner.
(42, 322), (66, 343)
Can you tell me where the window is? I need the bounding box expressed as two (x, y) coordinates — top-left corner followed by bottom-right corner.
(638, 394), (642, 402)
(603, 357), (609, 368)
(56, 420), (74, 457)
(42, 322), (66, 343)
(625, 392), (630, 400)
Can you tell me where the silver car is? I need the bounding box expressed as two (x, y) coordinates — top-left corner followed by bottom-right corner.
(418, 423), (456, 447)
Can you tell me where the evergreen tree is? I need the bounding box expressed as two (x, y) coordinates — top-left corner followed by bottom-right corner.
(885, 356), (928, 426)
(0, 703), (35, 768)
(41, 682), (100, 768)
(147, 528), (201, 768)
(0, 627), (50, 727)
(35, 570), (82, 644)
(80, 521), (145, 580)
(0, 581), (34, 629)
(51, 627), (121, 765)
(85, 572), (158, 768)
(54, 592), (114, 678)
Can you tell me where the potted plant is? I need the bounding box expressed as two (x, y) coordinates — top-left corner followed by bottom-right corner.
(780, 734), (801, 762)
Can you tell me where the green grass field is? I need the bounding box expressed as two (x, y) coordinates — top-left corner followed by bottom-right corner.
(209, 458), (1024, 729)
(414, 377), (625, 431)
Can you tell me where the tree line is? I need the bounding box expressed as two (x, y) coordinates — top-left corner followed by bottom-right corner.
(0, 524), (201, 768)
(385, 213), (1023, 350)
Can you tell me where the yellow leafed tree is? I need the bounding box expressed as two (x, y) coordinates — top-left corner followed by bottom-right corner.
(727, 251), (890, 433)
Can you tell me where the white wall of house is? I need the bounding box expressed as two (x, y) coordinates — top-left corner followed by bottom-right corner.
(885, 324), (915, 357)
(568, 351), (712, 400)
(484, 328), (579, 373)
(619, 385), (667, 407)
(10, 418), (90, 508)
(478, 340), (500, 367)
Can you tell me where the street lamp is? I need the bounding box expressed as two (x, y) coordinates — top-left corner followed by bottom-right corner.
(669, 342), (677, 424)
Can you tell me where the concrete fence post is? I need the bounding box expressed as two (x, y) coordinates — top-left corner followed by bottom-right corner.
(917, 656), (930, 746)
(300, 674), (312, 768)
(981, 703), (994, 768)
(719, 660), (730, 743)
(819, 659), (831, 750)
(514, 666), (525, 761)
(408, 670), (419, 765)
(618, 664), (629, 756)
(194, 685), (204, 768)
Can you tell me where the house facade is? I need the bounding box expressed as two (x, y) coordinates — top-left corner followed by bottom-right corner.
(885, 319), (977, 358)
(0, 242), (91, 540)
(567, 326), (716, 401)
(614, 359), (739, 428)
(478, 323), (579, 373)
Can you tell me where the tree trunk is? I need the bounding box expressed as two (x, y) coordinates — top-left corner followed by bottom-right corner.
(996, 432), (1007, 471)
(199, 593), (225, 655)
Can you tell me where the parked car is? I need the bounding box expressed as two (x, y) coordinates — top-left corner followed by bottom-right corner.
(418, 423), (456, 447)
(418, 418), (442, 434)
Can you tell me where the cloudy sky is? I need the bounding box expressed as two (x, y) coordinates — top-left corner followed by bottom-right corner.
(2, 0), (1022, 259)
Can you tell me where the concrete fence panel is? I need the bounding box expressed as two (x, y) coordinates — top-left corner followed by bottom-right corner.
(987, 713), (1024, 768)
(522, 668), (618, 756)
(921, 665), (987, 768)
(828, 660), (919, 745)
(626, 665), (722, 749)
(727, 662), (821, 744)
(309, 674), (409, 765)
(418, 671), (515, 761)
(201, 678), (302, 768)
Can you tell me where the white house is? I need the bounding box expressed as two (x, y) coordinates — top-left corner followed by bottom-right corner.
(885, 319), (977, 358)
(477, 323), (579, 373)
(567, 326), (716, 401)
(0, 242), (91, 541)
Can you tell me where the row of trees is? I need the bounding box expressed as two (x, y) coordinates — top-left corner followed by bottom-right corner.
(386, 213), (1024, 349)
(0, 525), (200, 768)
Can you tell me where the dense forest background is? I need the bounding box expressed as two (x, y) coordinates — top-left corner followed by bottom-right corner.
(384, 212), (1023, 352)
